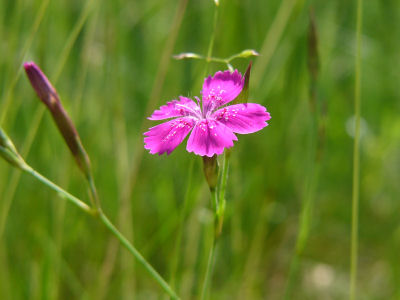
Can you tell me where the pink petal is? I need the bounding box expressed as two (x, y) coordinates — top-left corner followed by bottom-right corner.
(148, 96), (201, 120)
(201, 70), (244, 112)
(144, 117), (195, 155)
(186, 119), (238, 157)
(212, 103), (271, 134)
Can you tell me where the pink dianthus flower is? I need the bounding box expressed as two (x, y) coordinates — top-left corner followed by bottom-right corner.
(144, 69), (271, 157)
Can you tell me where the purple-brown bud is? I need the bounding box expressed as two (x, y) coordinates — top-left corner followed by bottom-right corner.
(24, 62), (92, 178)
(24, 62), (58, 108)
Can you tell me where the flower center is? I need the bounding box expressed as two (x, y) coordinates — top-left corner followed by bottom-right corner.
(175, 103), (202, 119)
(202, 87), (225, 118)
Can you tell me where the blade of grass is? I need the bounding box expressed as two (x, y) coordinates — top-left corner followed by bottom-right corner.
(283, 9), (322, 298)
(22, 163), (180, 298)
(198, 2), (222, 298)
(0, 245), (12, 299)
(350, 0), (363, 298)
(48, 4), (100, 295)
(168, 159), (194, 292)
(237, 204), (274, 299)
(0, 0), (96, 242)
(120, 0), (188, 206)
(0, 0), (50, 124)
(252, 0), (299, 86)
(200, 235), (217, 300)
(179, 187), (209, 299)
(96, 0), (188, 297)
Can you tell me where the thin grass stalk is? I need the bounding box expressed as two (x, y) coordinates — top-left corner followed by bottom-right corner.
(17, 161), (180, 299)
(121, 0), (188, 211)
(0, 0), (50, 241)
(37, 233), (90, 298)
(0, 0), (95, 241)
(283, 9), (322, 298)
(0, 246), (11, 299)
(204, 0), (219, 77)
(179, 191), (206, 299)
(99, 214), (180, 300)
(200, 238), (217, 300)
(252, 0), (298, 86)
(49, 8), (99, 295)
(169, 159), (194, 292)
(94, 1), (189, 297)
(40, 4), (99, 294)
(200, 189), (218, 300)
(0, 0), (50, 123)
(51, 0), (96, 83)
(93, 4), (134, 298)
(23, 166), (93, 214)
(216, 150), (229, 236)
(199, 2), (221, 298)
(350, 0), (363, 298)
(283, 156), (319, 299)
(95, 3), (172, 297)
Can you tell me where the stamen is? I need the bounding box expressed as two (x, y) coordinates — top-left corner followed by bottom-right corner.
(175, 103), (202, 119)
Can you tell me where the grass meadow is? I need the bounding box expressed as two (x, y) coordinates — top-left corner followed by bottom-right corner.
(1, 0), (400, 299)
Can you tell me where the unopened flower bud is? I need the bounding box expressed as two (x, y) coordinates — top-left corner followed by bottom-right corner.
(173, 52), (203, 60)
(202, 155), (218, 191)
(237, 49), (259, 58)
(24, 62), (92, 178)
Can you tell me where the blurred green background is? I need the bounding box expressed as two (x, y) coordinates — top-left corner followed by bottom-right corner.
(1, 0), (399, 299)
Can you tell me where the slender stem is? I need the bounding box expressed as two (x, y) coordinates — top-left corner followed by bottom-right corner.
(214, 152), (229, 237)
(207, 57), (227, 64)
(86, 174), (102, 213)
(200, 3), (220, 299)
(203, 2), (219, 76)
(200, 235), (217, 300)
(200, 153), (229, 300)
(21, 164), (179, 299)
(99, 213), (180, 300)
(350, 0), (363, 299)
(206, 6), (218, 60)
(210, 187), (218, 213)
(169, 159), (194, 291)
(218, 151), (229, 205)
(284, 155), (320, 299)
(252, 0), (298, 87)
(23, 166), (94, 215)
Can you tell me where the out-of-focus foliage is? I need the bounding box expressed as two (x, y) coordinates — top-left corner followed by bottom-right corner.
(0, 0), (399, 299)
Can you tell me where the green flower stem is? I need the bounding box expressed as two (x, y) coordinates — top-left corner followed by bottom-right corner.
(216, 151), (229, 237)
(23, 165), (94, 215)
(218, 151), (229, 208)
(201, 185), (219, 300)
(203, 0), (219, 77)
(175, 52), (258, 71)
(206, 4), (219, 62)
(99, 214), (180, 300)
(350, 0), (363, 298)
(210, 186), (218, 213)
(200, 151), (231, 300)
(21, 164), (180, 300)
(200, 234), (217, 300)
(169, 159), (194, 290)
(200, 3), (222, 298)
(283, 143), (320, 299)
(86, 174), (102, 213)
